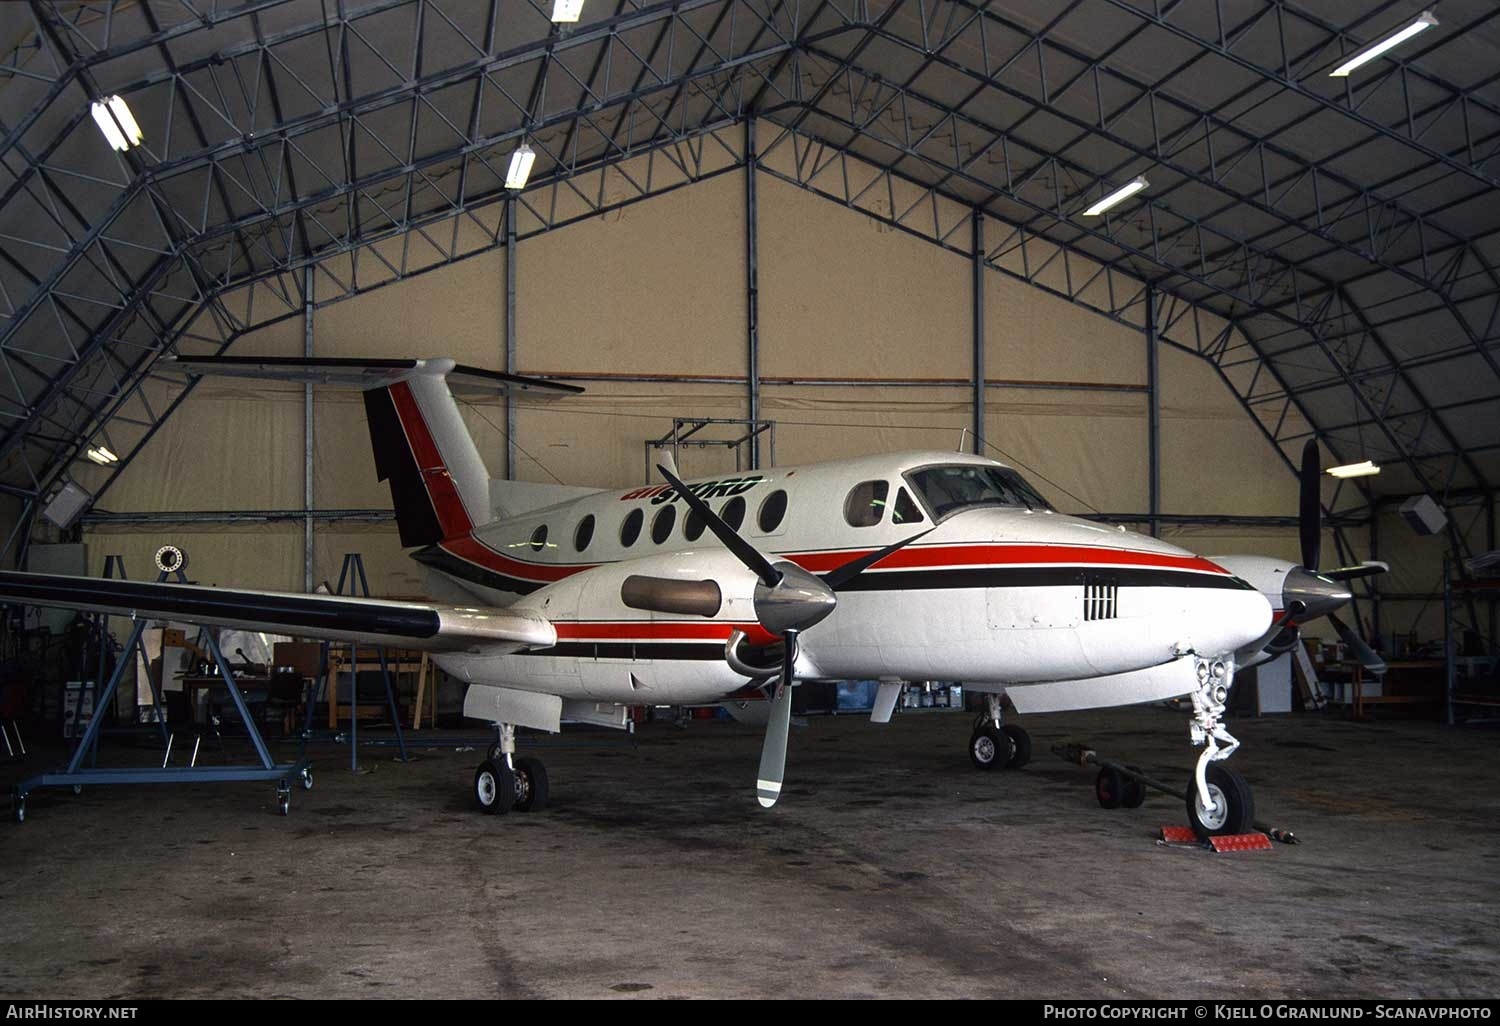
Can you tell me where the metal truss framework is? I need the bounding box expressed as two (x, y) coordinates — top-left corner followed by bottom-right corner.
(0, 0), (1494, 578)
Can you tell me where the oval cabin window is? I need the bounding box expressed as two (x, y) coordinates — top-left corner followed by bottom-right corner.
(574, 514), (595, 552)
(720, 496), (746, 531)
(652, 504), (677, 544)
(758, 489), (788, 533)
(529, 524), (548, 552)
(620, 508), (644, 547)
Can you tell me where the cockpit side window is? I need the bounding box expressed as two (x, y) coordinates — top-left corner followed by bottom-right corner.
(843, 480), (889, 528)
(892, 487), (924, 524)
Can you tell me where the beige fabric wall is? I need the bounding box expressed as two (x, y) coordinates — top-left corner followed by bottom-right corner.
(80, 164), (1384, 636)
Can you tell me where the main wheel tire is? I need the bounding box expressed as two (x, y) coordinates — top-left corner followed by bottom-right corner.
(1002, 725), (1032, 769)
(1121, 767), (1146, 810)
(968, 724), (1014, 771)
(474, 759), (515, 815)
(1095, 767), (1125, 809)
(1184, 764), (1255, 838)
(512, 756), (550, 813)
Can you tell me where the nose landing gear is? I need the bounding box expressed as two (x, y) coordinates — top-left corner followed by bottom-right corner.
(1186, 656), (1254, 838)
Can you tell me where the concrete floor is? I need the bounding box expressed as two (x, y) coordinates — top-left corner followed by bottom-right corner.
(2, 706), (1498, 999)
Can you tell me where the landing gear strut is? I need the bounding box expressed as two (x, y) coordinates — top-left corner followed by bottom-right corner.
(473, 723), (550, 816)
(1185, 656), (1254, 838)
(968, 693), (1030, 771)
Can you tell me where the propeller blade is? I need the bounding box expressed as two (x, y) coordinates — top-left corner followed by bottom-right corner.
(1323, 561), (1390, 582)
(1299, 439), (1321, 572)
(756, 630), (798, 808)
(1327, 611), (1387, 675)
(657, 464), (781, 588)
(821, 528), (934, 590)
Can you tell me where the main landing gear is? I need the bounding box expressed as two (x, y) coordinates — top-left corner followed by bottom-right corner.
(473, 723), (550, 816)
(1184, 656), (1254, 838)
(968, 693), (1031, 771)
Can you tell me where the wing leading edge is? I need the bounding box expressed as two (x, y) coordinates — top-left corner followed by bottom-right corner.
(0, 571), (555, 653)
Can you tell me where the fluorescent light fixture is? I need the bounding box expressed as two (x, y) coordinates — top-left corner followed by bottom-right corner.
(84, 445), (119, 465)
(1330, 11), (1437, 77)
(551, 0), (585, 22)
(505, 142), (537, 190)
(90, 94), (143, 151)
(1326, 460), (1381, 479)
(1082, 176), (1149, 217)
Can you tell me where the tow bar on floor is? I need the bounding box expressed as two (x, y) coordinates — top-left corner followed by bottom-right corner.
(1052, 742), (1297, 850)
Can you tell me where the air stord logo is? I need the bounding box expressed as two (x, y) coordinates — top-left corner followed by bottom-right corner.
(619, 475), (766, 505)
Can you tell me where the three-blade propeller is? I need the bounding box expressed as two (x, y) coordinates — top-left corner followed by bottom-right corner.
(1286, 440), (1388, 673)
(652, 465), (928, 807)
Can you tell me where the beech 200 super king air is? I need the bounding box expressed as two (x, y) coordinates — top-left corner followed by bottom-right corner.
(0, 357), (1293, 837)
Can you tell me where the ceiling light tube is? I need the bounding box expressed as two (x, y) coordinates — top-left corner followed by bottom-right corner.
(1082, 176), (1148, 217)
(90, 95), (143, 150)
(505, 142), (537, 190)
(551, 0), (585, 23)
(1329, 11), (1437, 77)
(1326, 460), (1381, 479)
(84, 445), (119, 465)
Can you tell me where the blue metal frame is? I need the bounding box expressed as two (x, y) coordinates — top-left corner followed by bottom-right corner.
(12, 569), (310, 822)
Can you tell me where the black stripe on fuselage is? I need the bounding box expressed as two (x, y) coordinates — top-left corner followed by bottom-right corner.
(831, 567), (1256, 592)
(0, 572), (442, 639)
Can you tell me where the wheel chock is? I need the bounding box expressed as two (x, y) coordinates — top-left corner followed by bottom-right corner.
(1159, 826), (1273, 852)
(1208, 832), (1273, 853)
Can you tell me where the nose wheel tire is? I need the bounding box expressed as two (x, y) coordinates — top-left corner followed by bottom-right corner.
(968, 724), (1016, 771)
(1185, 764), (1255, 838)
(474, 759), (516, 815)
(511, 756), (550, 813)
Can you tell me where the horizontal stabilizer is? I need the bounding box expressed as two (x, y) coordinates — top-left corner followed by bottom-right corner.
(0, 571), (556, 653)
(167, 356), (583, 398)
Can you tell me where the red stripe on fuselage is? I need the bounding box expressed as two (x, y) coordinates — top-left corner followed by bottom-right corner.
(388, 380), (474, 539)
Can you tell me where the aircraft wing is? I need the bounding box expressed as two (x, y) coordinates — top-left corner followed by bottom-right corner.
(0, 571), (555, 653)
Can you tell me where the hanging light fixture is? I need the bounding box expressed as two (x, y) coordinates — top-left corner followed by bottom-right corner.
(551, 0), (585, 22)
(1081, 176), (1149, 217)
(1330, 11), (1438, 77)
(1326, 460), (1381, 479)
(506, 142), (537, 190)
(84, 445), (119, 466)
(90, 95), (144, 151)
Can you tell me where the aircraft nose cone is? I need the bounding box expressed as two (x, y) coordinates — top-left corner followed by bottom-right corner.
(1282, 566), (1353, 621)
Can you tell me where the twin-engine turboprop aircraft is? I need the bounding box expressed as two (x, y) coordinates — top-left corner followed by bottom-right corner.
(0, 356), (1368, 837)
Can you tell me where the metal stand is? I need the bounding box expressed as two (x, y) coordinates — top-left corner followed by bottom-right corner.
(643, 417), (775, 482)
(12, 557), (310, 824)
(317, 553), (408, 770)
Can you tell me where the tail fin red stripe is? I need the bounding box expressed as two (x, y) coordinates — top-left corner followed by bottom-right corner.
(388, 381), (475, 539)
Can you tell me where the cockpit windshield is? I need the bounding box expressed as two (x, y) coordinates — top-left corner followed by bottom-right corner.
(905, 464), (1052, 518)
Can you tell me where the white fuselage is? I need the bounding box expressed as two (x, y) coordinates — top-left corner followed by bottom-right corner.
(416, 451), (1272, 707)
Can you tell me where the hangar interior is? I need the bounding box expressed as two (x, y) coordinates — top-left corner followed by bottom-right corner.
(1, 0), (1498, 1001)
